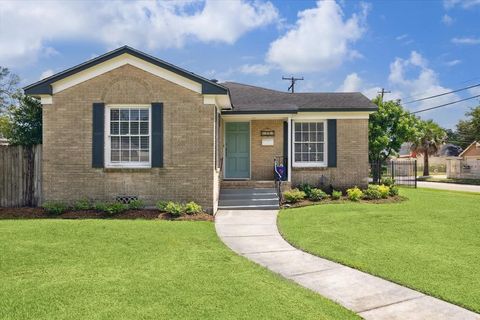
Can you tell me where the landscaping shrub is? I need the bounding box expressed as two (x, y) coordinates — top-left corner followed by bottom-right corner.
(283, 189), (306, 203)
(389, 185), (399, 196)
(380, 177), (395, 187)
(95, 202), (128, 215)
(184, 201), (202, 215)
(156, 200), (168, 211)
(378, 185), (390, 198)
(128, 199), (145, 210)
(73, 198), (92, 211)
(363, 185), (382, 200)
(308, 188), (328, 201)
(165, 201), (184, 217)
(42, 201), (68, 215)
(298, 183), (313, 198)
(331, 190), (342, 200)
(346, 187), (363, 201)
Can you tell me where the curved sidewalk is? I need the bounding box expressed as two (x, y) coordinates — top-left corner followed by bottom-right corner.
(215, 210), (479, 320)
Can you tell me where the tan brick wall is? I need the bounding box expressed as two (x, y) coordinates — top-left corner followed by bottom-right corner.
(292, 119), (369, 189)
(251, 120), (284, 180)
(43, 64), (216, 211)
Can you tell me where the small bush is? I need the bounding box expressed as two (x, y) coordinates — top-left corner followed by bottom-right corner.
(184, 201), (202, 215)
(156, 200), (169, 211)
(363, 185), (382, 200)
(380, 177), (395, 187)
(347, 187), (363, 202)
(95, 202), (128, 215)
(73, 198), (92, 211)
(128, 199), (145, 210)
(308, 188), (328, 201)
(389, 185), (399, 196)
(331, 190), (342, 200)
(378, 185), (390, 198)
(165, 201), (184, 217)
(283, 189), (306, 203)
(43, 201), (68, 215)
(298, 183), (313, 198)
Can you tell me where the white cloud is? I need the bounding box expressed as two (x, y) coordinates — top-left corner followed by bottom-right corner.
(396, 34), (408, 41)
(388, 51), (459, 112)
(445, 59), (461, 66)
(442, 14), (454, 25)
(337, 73), (363, 92)
(239, 64), (271, 76)
(0, 0), (279, 67)
(266, 1), (369, 73)
(39, 69), (54, 80)
(444, 0), (480, 9)
(451, 37), (480, 44)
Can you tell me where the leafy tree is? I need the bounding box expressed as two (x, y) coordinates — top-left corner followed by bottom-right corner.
(0, 67), (20, 113)
(369, 96), (419, 162)
(447, 106), (480, 149)
(1, 95), (42, 146)
(410, 119), (446, 176)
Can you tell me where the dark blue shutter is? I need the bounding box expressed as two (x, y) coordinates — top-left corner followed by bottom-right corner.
(283, 121), (288, 181)
(92, 103), (105, 168)
(327, 119), (337, 167)
(151, 103), (164, 168)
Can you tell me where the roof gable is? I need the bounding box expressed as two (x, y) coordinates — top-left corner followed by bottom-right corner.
(24, 46), (228, 96)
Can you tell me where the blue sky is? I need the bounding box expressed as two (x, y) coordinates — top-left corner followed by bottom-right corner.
(1, 0), (480, 128)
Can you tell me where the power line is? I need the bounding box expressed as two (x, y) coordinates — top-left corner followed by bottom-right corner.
(404, 83), (480, 104)
(282, 76), (304, 93)
(401, 76), (480, 101)
(410, 94), (480, 114)
(377, 88), (391, 100)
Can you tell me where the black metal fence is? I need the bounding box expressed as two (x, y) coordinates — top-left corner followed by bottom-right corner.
(371, 159), (417, 188)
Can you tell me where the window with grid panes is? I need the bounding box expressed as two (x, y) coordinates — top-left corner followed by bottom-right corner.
(293, 121), (326, 166)
(107, 107), (150, 167)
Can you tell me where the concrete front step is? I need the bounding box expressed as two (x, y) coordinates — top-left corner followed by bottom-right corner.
(219, 199), (279, 207)
(221, 180), (276, 189)
(220, 188), (277, 194)
(219, 188), (279, 210)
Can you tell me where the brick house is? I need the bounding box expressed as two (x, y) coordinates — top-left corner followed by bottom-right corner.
(24, 46), (377, 212)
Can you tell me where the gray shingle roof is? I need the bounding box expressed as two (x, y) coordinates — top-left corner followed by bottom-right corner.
(222, 82), (377, 114)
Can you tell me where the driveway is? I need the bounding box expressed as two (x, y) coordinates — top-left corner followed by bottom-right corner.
(417, 181), (480, 193)
(215, 210), (479, 320)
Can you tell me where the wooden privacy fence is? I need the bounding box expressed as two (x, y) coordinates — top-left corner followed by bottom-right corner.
(0, 145), (42, 207)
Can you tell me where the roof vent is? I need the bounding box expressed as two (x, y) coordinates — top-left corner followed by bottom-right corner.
(210, 79), (218, 83)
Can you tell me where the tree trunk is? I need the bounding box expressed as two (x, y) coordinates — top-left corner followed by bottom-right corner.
(423, 151), (429, 176)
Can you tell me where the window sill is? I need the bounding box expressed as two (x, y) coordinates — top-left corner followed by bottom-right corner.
(103, 168), (153, 173)
(292, 163), (328, 168)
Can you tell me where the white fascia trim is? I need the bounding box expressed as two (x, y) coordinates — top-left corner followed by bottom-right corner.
(51, 53), (202, 95)
(292, 111), (372, 120)
(222, 114), (292, 121)
(203, 94), (231, 109)
(39, 95), (52, 105)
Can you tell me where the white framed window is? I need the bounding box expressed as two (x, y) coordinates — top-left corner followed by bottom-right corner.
(105, 105), (151, 168)
(292, 120), (327, 167)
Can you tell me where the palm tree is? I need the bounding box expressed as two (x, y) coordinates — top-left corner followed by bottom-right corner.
(411, 120), (446, 177)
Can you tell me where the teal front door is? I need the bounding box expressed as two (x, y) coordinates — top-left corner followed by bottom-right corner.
(225, 122), (250, 179)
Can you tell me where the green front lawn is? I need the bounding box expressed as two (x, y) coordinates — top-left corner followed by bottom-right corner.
(0, 220), (357, 320)
(417, 177), (480, 185)
(278, 188), (480, 313)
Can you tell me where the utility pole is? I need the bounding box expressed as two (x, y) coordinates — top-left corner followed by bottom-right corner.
(282, 76), (304, 93)
(377, 87), (391, 100)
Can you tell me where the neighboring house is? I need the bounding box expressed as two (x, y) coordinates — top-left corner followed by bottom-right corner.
(24, 46), (376, 212)
(397, 142), (462, 174)
(446, 141), (480, 179)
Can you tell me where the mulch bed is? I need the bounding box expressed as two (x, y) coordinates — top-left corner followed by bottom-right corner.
(0, 207), (213, 221)
(282, 196), (407, 209)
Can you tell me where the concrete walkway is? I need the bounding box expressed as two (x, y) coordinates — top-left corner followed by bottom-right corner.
(417, 181), (480, 193)
(215, 210), (479, 320)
